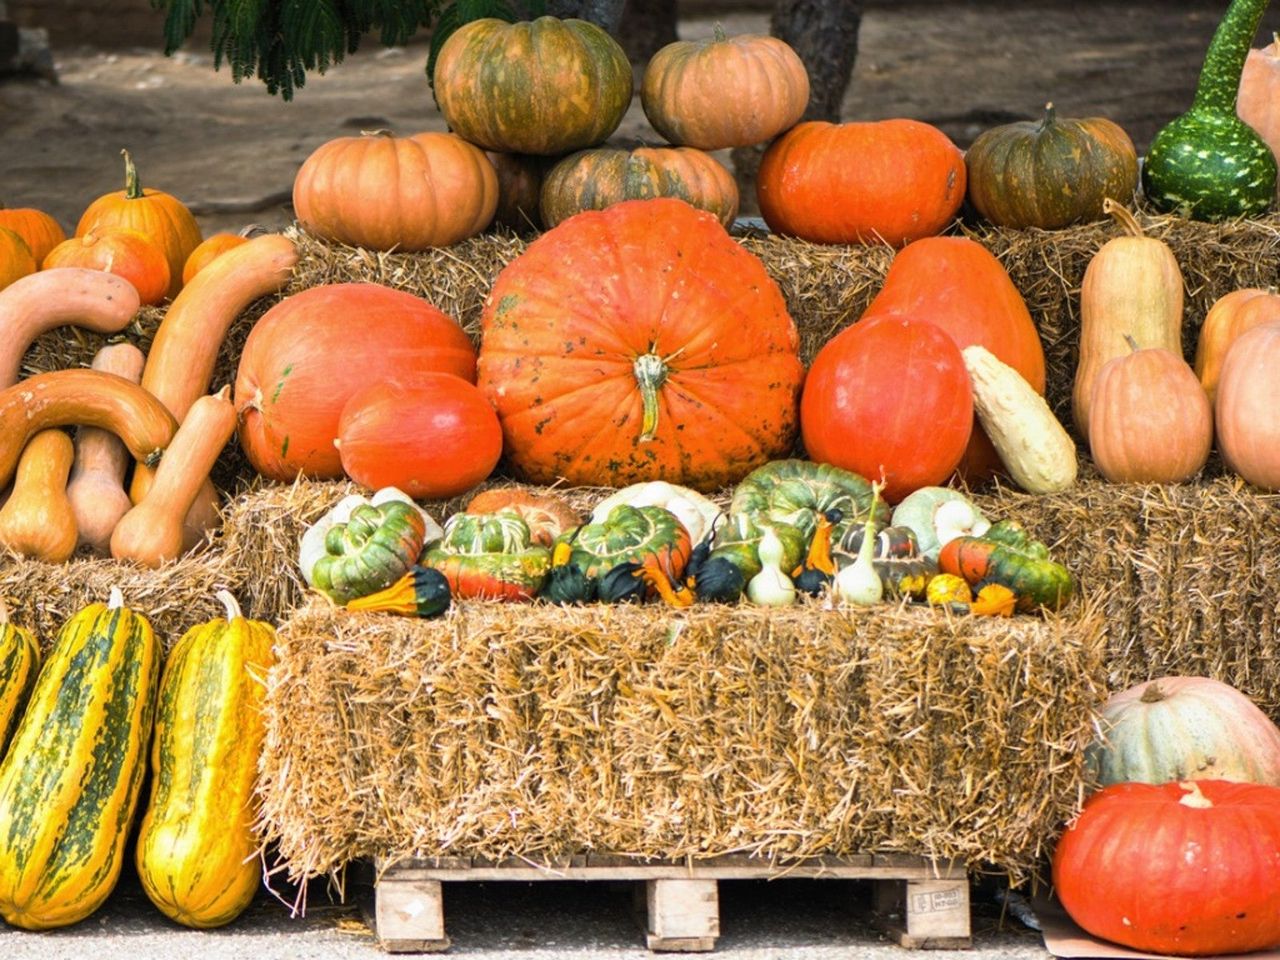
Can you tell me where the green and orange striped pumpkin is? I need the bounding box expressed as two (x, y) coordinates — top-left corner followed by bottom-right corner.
(0, 588), (160, 930)
(0, 599), (39, 756)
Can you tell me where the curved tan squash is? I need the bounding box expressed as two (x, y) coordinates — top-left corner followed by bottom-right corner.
(112, 386), (236, 568)
(0, 430), (78, 563)
(0, 369), (177, 490)
(0, 268), (140, 387)
(67, 344), (146, 556)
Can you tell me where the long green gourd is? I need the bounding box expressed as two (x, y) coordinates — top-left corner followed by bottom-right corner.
(1143, 0), (1277, 220)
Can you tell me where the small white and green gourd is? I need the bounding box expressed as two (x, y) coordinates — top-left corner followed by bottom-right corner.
(746, 525), (796, 606)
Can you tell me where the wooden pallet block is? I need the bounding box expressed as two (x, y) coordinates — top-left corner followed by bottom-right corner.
(361, 853), (971, 954)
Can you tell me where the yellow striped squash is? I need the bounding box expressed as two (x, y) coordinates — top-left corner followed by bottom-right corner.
(0, 599), (39, 757)
(0, 587), (159, 929)
(136, 590), (275, 928)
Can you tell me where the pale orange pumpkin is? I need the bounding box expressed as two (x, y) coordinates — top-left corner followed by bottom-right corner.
(43, 228), (171, 306)
(1238, 35), (1280, 199)
(1194, 287), (1280, 404)
(1216, 321), (1280, 490)
(181, 228), (255, 285)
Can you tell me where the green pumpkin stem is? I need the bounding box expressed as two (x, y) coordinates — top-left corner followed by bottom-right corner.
(1102, 198), (1145, 239)
(1038, 102), (1056, 131)
(121, 149), (144, 200)
(1190, 0), (1269, 115)
(634, 352), (669, 442)
(712, 22), (727, 43)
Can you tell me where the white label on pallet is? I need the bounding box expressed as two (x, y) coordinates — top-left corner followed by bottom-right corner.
(909, 888), (965, 914)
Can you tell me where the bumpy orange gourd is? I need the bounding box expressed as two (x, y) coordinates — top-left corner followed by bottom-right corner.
(0, 204), (65, 264)
(43, 228), (170, 306)
(1216, 321), (1280, 490)
(1194, 287), (1280, 404)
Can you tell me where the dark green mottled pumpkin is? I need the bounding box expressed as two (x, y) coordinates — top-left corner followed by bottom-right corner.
(540, 146), (740, 228)
(557, 504), (693, 586)
(965, 104), (1139, 228)
(433, 17), (633, 157)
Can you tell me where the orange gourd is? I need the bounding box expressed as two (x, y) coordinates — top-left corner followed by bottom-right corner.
(0, 430), (78, 563)
(180, 228), (255, 285)
(1194, 287), (1280, 404)
(1216, 321), (1280, 490)
(0, 229), (36, 293)
(0, 204), (66, 264)
(42, 228), (170, 306)
(1238, 35), (1280, 198)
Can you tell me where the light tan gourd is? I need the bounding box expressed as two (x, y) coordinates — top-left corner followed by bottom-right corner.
(67, 344), (146, 556)
(963, 345), (1077, 494)
(0, 431), (78, 563)
(1072, 200), (1184, 443)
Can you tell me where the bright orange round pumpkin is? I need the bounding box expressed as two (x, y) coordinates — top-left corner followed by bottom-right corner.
(640, 28), (809, 150)
(757, 119), (966, 247)
(800, 312), (974, 504)
(433, 16), (633, 156)
(336, 374), (503, 499)
(1194, 287), (1280, 405)
(181, 230), (252, 285)
(43, 228), (171, 306)
(476, 198), (804, 492)
(861, 237), (1045, 482)
(293, 131), (498, 251)
(0, 228), (36, 293)
(234, 283), (478, 482)
(0, 204), (66, 265)
(1215, 321), (1280, 490)
(76, 150), (202, 300)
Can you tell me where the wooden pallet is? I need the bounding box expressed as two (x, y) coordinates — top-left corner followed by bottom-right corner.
(360, 853), (970, 953)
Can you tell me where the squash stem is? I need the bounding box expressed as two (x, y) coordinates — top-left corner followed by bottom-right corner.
(1177, 780), (1214, 809)
(107, 586), (124, 609)
(634, 352), (669, 442)
(1102, 198), (1145, 238)
(121, 149), (144, 200)
(1038, 102), (1056, 131)
(713, 22), (727, 43)
(1190, 0), (1269, 115)
(1122, 333), (1141, 354)
(1139, 681), (1167, 703)
(216, 589), (243, 622)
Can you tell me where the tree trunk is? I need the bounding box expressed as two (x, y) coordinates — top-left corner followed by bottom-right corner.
(616, 0), (678, 64)
(545, 0), (628, 34)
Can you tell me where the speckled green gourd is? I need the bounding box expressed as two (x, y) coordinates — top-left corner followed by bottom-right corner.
(1143, 0), (1277, 220)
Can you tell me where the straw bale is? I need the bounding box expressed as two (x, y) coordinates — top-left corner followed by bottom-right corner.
(257, 598), (1106, 885)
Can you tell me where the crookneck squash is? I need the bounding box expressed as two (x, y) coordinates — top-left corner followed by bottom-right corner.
(0, 587), (160, 930)
(0, 599), (39, 755)
(136, 591), (274, 929)
(346, 566), (452, 618)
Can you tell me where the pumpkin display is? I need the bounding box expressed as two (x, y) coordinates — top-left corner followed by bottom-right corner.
(477, 198), (803, 492)
(235, 283), (477, 481)
(1238, 34), (1280, 197)
(76, 150), (202, 299)
(757, 119), (966, 247)
(1088, 338), (1212, 484)
(729, 458), (889, 544)
(0, 204), (65, 264)
(42, 228), (171, 306)
(293, 131), (498, 251)
(1194, 287), (1280, 404)
(306, 499), (428, 605)
(433, 16), (632, 156)
(964, 104), (1139, 228)
(422, 510), (552, 601)
(1053, 780), (1280, 955)
(540, 146), (739, 228)
(1073, 200), (1184, 443)
(861, 236), (1045, 482)
(181, 229), (252, 285)
(336, 374), (503, 500)
(1215, 321), (1280, 489)
(0, 600), (39, 755)
(0, 228), (36, 292)
(640, 27), (809, 150)
(1086, 677), (1280, 790)
(800, 312), (974, 504)
(487, 152), (549, 232)
(937, 519), (1073, 612)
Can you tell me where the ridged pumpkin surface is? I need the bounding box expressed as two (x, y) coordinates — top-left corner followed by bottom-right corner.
(136, 592), (274, 928)
(0, 590), (159, 930)
(0, 206), (65, 265)
(477, 198), (803, 492)
(0, 606), (39, 756)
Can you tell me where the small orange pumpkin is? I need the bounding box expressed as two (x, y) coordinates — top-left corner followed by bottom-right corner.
(0, 229), (36, 293)
(0, 204), (66, 265)
(1194, 287), (1280, 405)
(181, 228), (255, 285)
(43, 228), (171, 306)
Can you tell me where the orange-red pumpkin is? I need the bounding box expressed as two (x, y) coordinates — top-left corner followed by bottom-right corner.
(181, 230), (253, 285)
(800, 312), (973, 504)
(234, 283), (477, 482)
(0, 205), (66, 265)
(43, 228), (171, 306)
(476, 198), (804, 492)
(0, 229), (36, 293)
(1194, 287), (1280, 404)
(76, 150), (202, 300)
(293, 131), (498, 251)
(757, 119), (966, 247)
(1238, 35), (1280, 198)
(1215, 321), (1280, 490)
(336, 374), (503, 499)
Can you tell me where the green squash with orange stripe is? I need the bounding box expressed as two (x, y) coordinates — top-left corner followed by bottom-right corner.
(0, 588), (160, 930)
(0, 599), (39, 757)
(135, 591), (274, 928)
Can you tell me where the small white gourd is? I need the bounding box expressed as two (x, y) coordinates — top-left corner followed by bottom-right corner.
(834, 481), (885, 606)
(746, 525), (796, 606)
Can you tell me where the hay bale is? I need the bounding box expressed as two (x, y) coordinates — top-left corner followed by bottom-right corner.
(257, 598), (1106, 885)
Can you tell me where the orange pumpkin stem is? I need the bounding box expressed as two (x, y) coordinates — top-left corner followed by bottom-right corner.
(634, 352), (669, 442)
(1102, 198), (1146, 239)
(121, 149), (144, 200)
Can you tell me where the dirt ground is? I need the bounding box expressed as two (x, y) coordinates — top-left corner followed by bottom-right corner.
(5, 1), (1280, 237)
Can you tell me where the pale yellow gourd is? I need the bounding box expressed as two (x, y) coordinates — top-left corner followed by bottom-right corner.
(0, 431), (78, 563)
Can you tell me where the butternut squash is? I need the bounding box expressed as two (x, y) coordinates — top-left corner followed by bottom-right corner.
(1072, 200), (1184, 443)
(0, 268), (140, 387)
(0, 369), (177, 490)
(0, 430), (78, 562)
(67, 344), (146, 556)
(112, 386), (236, 567)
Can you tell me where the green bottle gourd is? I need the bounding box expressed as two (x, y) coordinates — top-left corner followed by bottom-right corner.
(1143, 0), (1277, 220)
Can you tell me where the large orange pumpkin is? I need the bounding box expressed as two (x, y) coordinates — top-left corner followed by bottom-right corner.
(76, 150), (202, 300)
(800, 312), (973, 504)
(861, 237), (1045, 482)
(0, 204), (66, 265)
(1215, 321), (1280, 490)
(476, 198), (804, 492)
(235, 283), (477, 481)
(1195, 287), (1280, 405)
(43, 228), (171, 306)
(293, 131), (498, 251)
(0, 229), (36, 293)
(757, 119), (966, 247)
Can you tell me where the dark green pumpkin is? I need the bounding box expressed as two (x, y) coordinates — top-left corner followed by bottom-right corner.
(965, 104), (1139, 228)
(311, 501), (427, 604)
(541, 561), (597, 605)
(937, 519), (1074, 612)
(1143, 0), (1277, 220)
(433, 17), (633, 156)
(596, 561), (648, 604)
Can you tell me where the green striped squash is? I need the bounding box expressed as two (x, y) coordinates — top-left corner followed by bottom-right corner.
(136, 591), (275, 928)
(0, 587), (159, 929)
(0, 600), (39, 757)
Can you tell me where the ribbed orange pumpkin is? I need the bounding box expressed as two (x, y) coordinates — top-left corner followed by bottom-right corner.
(181, 230), (252, 285)
(76, 151), (202, 300)
(0, 229), (36, 293)
(1216, 321), (1280, 490)
(640, 28), (809, 150)
(1238, 35), (1280, 198)
(43, 229), (171, 306)
(433, 17), (633, 156)
(1088, 339), (1212, 483)
(293, 131), (497, 251)
(0, 205), (66, 265)
(757, 119), (966, 247)
(540, 147), (739, 228)
(477, 198), (803, 492)
(1195, 287), (1280, 405)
